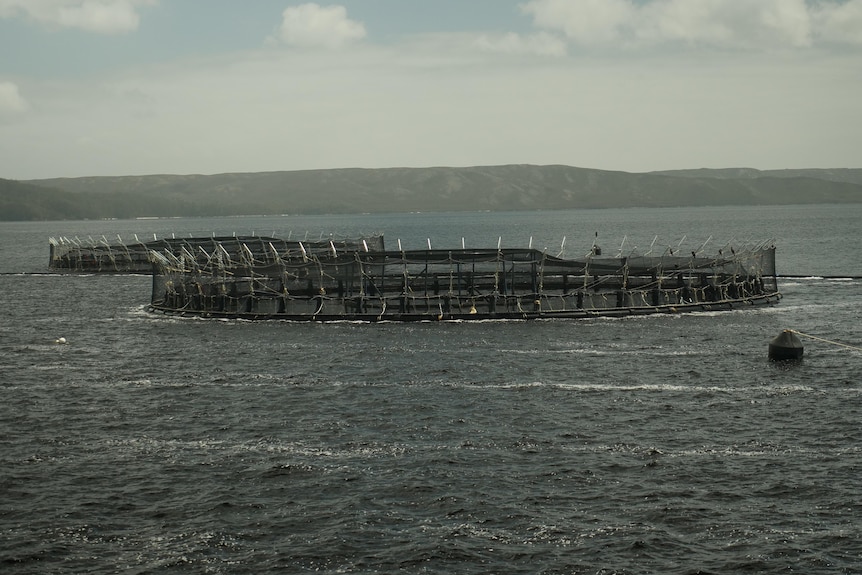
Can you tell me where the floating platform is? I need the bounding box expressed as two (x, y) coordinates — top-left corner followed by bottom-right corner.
(146, 240), (781, 321)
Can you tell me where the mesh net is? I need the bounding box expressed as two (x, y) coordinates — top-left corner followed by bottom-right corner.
(48, 235), (384, 273)
(148, 241), (779, 320)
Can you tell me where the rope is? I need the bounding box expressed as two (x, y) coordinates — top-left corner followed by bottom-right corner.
(789, 330), (862, 352)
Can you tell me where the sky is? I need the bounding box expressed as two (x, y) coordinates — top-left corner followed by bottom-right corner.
(1, 0), (861, 180)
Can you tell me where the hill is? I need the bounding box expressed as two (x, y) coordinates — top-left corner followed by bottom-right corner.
(2, 165), (861, 221)
(0, 178), (96, 220)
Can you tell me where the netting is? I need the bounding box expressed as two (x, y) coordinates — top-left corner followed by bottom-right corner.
(48, 234), (384, 273)
(148, 241), (780, 320)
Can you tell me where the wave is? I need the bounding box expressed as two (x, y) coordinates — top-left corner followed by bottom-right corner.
(471, 381), (819, 395)
(501, 346), (705, 357)
(96, 435), (410, 462)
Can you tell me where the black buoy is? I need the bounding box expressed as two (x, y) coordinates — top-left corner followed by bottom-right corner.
(768, 329), (804, 361)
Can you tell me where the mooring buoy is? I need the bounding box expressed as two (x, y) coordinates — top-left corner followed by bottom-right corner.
(768, 330), (803, 361)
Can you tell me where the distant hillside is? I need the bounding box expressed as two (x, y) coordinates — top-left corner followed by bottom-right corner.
(652, 167), (862, 186)
(2, 164), (860, 221)
(0, 178), (94, 220)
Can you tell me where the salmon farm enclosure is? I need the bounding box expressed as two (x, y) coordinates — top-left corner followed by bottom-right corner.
(146, 239), (781, 321)
(48, 234), (386, 273)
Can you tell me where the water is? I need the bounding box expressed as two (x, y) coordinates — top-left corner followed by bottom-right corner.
(2, 205), (861, 574)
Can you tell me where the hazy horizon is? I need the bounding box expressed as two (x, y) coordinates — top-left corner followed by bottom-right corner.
(2, 1), (862, 180)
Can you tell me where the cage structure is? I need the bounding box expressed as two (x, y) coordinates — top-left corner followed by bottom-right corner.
(148, 240), (781, 321)
(47, 234), (384, 273)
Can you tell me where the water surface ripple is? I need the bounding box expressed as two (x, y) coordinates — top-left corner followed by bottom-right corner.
(2, 206), (860, 573)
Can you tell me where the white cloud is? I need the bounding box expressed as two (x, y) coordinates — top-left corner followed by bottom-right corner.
(0, 0), (152, 34)
(276, 3), (366, 49)
(519, 0), (862, 50)
(522, 0), (634, 46)
(813, 0), (862, 45)
(0, 81), (29, 117)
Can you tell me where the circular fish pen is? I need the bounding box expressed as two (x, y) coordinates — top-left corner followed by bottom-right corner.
(147, 239), (781, 321)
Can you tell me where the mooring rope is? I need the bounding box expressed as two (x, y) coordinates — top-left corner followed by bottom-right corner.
(789, 330), (862, 352)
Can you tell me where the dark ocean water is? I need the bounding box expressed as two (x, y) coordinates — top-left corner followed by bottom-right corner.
(1, 206), (861, 574)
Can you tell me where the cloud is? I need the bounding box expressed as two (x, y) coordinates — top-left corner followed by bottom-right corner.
(3, 3), (861, 179)
(520, 0), (862, 50)
(276, 3), (366, 49)
(522, 0), (635, 46)
(812, 0), (862, 45)
(0, 81), (29, 117)
(0, 0), (152, 34)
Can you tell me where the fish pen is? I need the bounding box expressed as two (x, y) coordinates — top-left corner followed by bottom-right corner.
(48, 234), (384, 273)
(148, 239), (781, 321)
